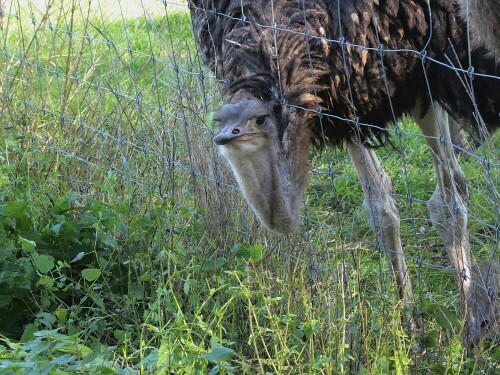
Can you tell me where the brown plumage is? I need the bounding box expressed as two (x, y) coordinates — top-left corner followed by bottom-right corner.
(190, 0), (499, 147)
(458, 0), (500, 61)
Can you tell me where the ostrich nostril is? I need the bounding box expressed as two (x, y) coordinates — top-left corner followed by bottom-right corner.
(232, 128), (240, 134)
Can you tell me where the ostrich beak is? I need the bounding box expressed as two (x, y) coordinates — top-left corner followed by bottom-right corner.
(214, 124), (253, 145)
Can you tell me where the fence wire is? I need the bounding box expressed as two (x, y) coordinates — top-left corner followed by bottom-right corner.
(1, 0), (499, 353)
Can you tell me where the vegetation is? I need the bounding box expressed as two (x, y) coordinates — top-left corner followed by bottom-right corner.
(0, 1), (498, 374)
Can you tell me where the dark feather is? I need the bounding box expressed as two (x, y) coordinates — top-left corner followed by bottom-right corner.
(190, 0), (500, 147)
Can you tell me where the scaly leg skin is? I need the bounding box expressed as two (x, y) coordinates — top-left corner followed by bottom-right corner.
(414, 103), (474, 343)
(347, 140), (419, 330)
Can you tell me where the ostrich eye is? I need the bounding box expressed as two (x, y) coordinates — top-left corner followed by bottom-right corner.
(255, 115), (267, 126)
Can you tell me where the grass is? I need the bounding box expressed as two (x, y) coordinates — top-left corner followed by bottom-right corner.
(0, 1), (499, 374)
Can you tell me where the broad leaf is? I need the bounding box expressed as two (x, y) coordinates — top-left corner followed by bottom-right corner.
(248, 244), (264, 262)
(2, 201), (27, 218)
(32, 253), (55, 273)
(19, 236), (36, 252)
(200, 346), (235, 362)
(81, 269), (101, 282)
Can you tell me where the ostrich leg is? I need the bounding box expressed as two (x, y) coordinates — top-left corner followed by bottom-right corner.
(413, 103), (474, 334)
(347, 140), (416, 317)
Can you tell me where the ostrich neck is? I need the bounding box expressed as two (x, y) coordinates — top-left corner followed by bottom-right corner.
(226, 135), (310, 233)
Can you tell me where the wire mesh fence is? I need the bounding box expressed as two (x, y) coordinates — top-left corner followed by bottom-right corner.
(1, 0), (499, 372)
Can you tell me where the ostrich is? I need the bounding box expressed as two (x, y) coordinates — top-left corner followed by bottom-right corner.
(190, 0), (500, 340)
(470, 262), (500, 345)
(458, 0), (500, 60)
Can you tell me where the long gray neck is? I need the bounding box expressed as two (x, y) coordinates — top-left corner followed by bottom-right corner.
(225, 136), (310, 233)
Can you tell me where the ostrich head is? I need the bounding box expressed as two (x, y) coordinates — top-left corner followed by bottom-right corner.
(214, 97), (312, 233)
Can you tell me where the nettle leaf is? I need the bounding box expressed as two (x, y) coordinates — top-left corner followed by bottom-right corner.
(0, 173), (9, 188)
(78, 212), (98, 226)
(38, 275), (55, 288)
(21, 324), (37, 343)
(188, 292), (200, 306)
(32, 253), (55, 273)
(22, 337), (52, 355)
(81, 269), (101, 282)
(201, 257), (227, 271)
(140, 349), (158, 372)
(48, 353), (76, 366)
(58, 344), (93, 358)
(1, 201), (27, 218)
(435, 306), (460, 330)
(422, 300), (438, 314)
(248, 244), (264, 262)
(200, 346), (235, 362)
(19, 236), (36, 252)
(100, 233), (117, 247)
(35, 314), (57, 330)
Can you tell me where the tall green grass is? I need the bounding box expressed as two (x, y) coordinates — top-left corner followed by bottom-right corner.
(0, 1), (499, 374)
